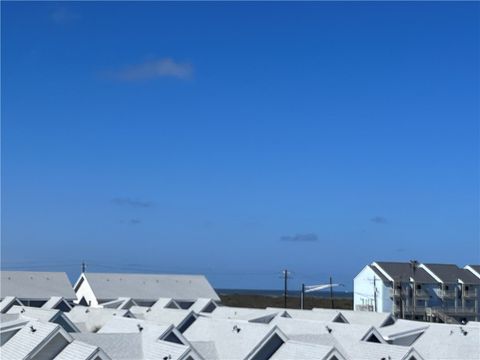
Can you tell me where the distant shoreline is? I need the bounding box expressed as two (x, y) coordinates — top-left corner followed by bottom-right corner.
(218, 292), (353, 310)
(215, 288), (353, 299)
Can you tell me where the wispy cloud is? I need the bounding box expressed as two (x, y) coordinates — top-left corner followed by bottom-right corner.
(119, 218), (142, 225)
(51, 8), (80, 25)
(280, 233), (318, 242)
(110, 58), (193, 81)
(112, 198), (153, 208)
(371, 216), (387, 224)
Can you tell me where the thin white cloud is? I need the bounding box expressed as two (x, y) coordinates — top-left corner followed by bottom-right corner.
(112, 58), (193, 81)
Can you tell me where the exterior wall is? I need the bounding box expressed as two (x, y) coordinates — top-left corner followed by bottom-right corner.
(378, 280), (393, 313)
(74, 274), (100, 307)
(354, 265), (391, 313)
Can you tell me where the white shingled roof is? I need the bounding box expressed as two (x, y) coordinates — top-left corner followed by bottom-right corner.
(412, 323), (480, 359)
(72, 332), (195, 360)
(97, 316), (173, 339)
(270, 340), (345, 360)
(189, 298), (218, 313)
(81, 273), (220, 302)
(1, 320), (72, 359)
(312, 308), (395, 327)
(269, 308), (346, 323)
(0, 296), (23, 314)
(143, 339), (192, 360)
(72, 333), (144, 360)
(100, 297), (138, 310)
(6, 305), (80, 332)
(208, 306), (281, 322)
(183, 317), (287, 360)
(66, 306), (132, 333)
(466, 321), (480, 328)
(151, 298), (180, 310)
(1, 271), (76, 300)
(54, 340), (110, 360)
(136, 308), (197, 329)
(378, 319), (429, 342)
(41, 296), (72, 311)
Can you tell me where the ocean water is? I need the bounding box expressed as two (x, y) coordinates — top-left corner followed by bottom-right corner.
(216, 288), (353, 299)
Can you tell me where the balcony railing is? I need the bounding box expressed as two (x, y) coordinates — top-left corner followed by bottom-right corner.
(390, 288), (402, 297)
(463, 291), (478, 299)
(427, 306), (477, 315)
(355, 304), (374, 312)
(439, 290), (456, 299)
(414, 289), (430, 299)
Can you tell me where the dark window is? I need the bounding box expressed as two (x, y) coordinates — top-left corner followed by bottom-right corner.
(178, 315), (196, 333)
(164, 331), (183, 344)
(52, 315), (76, 333)
(251, 334), (284, 360)
(176, 301), (195, 309)
(366, 334), (381, 343)
(202, 302), (216, 313)
(74, 277), (84, 292)
(55, 301), (71, 313)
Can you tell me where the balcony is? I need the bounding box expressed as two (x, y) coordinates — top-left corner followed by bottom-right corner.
(390, 288), (402, 297)
(414, 289), (430, 299)
(463, 290), (477, 299)
(403, 306), (429, 315)
(439, 290), (456, 299)
(430, 306), (477, 315)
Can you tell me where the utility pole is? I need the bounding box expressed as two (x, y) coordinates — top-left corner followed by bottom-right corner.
(410, 260), (418, 320)
(81, 261), (86, 273)
(373, 277), (377, 312)
(300, 283), (305, 310)
(329, 276), (334, 309)
(282, 269), (290, 309)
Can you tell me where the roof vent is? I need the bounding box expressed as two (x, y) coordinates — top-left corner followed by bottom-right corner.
(30, 326), (37, 333)
(325, 326), (332, 334)
(232, 325), (241, 333)
(137, 324), (143, 332)
(163, 355), (172, 360)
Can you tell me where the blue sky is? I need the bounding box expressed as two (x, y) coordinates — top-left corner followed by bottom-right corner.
(2, 2), (479, 290)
